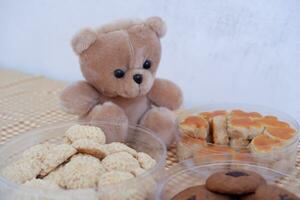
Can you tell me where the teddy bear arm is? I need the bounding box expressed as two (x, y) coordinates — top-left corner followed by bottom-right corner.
(60, 81), (100, 115)
(148, 78), (183, 110)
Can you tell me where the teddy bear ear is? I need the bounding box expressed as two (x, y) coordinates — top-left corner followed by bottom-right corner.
(145, 16), (167, 38)
(71, 29), (97, 55)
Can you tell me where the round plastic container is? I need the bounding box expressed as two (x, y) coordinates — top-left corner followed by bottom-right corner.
(0, 121), (167, 200)
(156, 159), (300, 200)
(176, 103), (299, 173)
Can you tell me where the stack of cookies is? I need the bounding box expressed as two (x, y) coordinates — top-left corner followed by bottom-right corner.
(177, 109), (297, 162)
(1, 124), (157, 200)
(171, 169), (300, 200)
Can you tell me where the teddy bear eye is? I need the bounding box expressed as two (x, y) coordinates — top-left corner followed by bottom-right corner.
(114, 69), (125, 78)
(143, 60), (151, 69)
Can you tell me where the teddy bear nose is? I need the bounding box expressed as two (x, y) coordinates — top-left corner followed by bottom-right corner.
(133, 74), (143, 84)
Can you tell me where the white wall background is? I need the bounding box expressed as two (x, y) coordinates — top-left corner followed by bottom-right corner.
(1, 0), (300, 121)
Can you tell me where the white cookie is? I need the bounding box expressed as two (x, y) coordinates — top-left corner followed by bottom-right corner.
(103, 142), (137, 156)
(43, 165), (64, 186)
(65, 124), (106, 144)
(137, 152), (156, 170)
(61, 154), (106, 189)
(131, 168), (146, 177)
(40, 144), (76, 176)
(98, 171), (134, 187)
(102, 152), (140, 173)
(23, 178), (60, 190)
(22, 143), (55, 161)
(1, 158), (42, 184)
(72, 139), (107, 159)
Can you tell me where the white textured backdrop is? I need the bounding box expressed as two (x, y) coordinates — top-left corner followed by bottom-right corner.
(1, 0), (300, 121)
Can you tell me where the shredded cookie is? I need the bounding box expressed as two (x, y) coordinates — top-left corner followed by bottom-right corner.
(137, 152), (157, 170)
(1, 123), (157, 197)
(131, 168), (146, 177)
(72, 138), (107, 159)
(43, 165), (64, 186)
(65, 124), (106, 144)
(23, 178), (60, 190)
(98, 171), (134, 187)
(102, 152), (140, 172)
(60, 154), (106, 189)
(40, 144), (76, 176)
(22, 143), (55, 161)
(103, 142), (137, 156)
(1, 158), (42, 184)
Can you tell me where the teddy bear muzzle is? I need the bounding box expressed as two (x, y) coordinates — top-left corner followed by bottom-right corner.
(133, 74), (143, 84)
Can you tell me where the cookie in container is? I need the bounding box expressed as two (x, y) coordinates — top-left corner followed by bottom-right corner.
(176, 103), (299, 172)
(156, 159), (300, 200)
(0, 121), (167, 200)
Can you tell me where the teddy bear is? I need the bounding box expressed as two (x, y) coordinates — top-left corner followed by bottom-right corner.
(60, 17), (183, 146)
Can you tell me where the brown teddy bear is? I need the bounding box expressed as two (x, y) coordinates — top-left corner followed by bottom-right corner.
(60, 17), (183, 146)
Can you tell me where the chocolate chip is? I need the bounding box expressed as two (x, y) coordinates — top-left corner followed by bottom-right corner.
(225, 171), (249, 177)
(187, 195), (196, 200)
(279, 194), (294, 200)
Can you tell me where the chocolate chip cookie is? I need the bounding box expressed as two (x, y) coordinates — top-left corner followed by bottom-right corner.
(255, 184), (300, 200)
(171, 185), (233, 200)
(206, 170), (266, 195)
(240, 193), (256, 200)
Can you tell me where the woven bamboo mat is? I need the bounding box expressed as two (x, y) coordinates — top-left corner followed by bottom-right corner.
(0, 68), (179, 169)
(0, 68), (299, 194)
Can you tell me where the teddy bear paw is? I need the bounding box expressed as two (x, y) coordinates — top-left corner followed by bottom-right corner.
(86, 102), (128, 143)
(140, 107), (177, 147)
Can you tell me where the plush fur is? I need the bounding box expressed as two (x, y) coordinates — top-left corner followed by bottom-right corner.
(60, 17), (183, 146)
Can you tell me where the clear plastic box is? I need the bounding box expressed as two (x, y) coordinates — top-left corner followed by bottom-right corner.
(0, 121), (167, 200)
(156, 159), (300, 200)
(176, 103), (299, 172)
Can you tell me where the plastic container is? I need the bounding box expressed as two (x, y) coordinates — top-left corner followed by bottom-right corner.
(0, 121), (167, 200)
(176, 103), (299, 173)
(156, 159), (300, 200)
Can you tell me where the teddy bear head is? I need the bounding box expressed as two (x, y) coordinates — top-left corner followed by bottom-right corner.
(71, 17), (166, 98)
